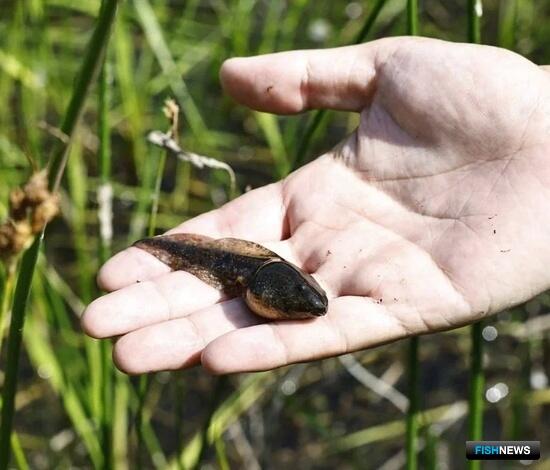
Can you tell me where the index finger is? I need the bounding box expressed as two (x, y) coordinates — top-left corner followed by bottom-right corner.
(98, 181), (287, 291)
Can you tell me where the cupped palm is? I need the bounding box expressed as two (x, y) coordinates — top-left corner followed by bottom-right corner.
(82, 37), (550, 374)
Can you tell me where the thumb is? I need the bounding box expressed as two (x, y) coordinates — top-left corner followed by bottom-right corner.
(219, 39), (399, 114)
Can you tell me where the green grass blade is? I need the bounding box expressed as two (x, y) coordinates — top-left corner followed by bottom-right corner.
(407, 0), (419, 35)
(498, 0), (518, 50)
(329, 402), (468, 454)
(147, 148), (167, 237)
(0, 50), (44, 92)
(194, 376), (230, 470)
(406, 338), (419, 470)
(0, 265), (16, 356)
(10, 431), (29, 470)
(112, 10), (147, 174)
(113, 375), (129, 470)
(355, 0), (391, 44)
(66, 141), (94, 303)
(468, 0), (482, 44)
(257, 0), (283, 54)
(254, 111), (289, 178)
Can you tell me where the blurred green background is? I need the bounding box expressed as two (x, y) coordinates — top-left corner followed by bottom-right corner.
(1, 0), (549, 468)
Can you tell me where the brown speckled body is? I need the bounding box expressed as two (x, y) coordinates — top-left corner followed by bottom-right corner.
(133, 234), (328, 320)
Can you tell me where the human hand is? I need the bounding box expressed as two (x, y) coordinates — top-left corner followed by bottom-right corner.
(82, 37), (550, 374)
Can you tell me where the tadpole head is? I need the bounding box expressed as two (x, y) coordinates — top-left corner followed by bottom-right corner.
(245, 260), (328, 320)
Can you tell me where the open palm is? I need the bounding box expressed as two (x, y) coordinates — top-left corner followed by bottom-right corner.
(83, 37), (550, 374)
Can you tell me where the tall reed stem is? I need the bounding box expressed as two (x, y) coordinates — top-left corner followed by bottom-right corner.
(148, 149), (167, 238)
(0, 1), (119, 466)
(468, 0), (482, 44)
(0, 265), (16, 354)
(407, 0), (419, 35)
(468, 323), (484, 469)
(406, 336), (419, 470)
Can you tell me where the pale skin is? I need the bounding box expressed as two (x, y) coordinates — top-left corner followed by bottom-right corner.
(82, 37), (550, 374)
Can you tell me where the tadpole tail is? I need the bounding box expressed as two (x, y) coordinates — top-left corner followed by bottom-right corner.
(133, 236), (189, 271)
(132, 234), (226, 290)
(133, 233), (214, 269)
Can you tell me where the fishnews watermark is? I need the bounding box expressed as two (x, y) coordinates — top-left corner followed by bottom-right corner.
(466, 441), (540, 461)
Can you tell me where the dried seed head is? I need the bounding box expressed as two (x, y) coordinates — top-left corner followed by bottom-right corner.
(31, 194), (59, 233)
(162, 98), (180, 139)
(0, 170), (59, 265)
(162, 98), (179, 121)
(0, 220), (33, 261)
(22, 170), (50, 205)
(9, 187), (27, 220)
